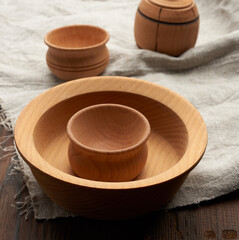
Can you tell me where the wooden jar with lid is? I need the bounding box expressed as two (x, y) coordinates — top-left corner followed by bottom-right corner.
(134, 0), (199, 56)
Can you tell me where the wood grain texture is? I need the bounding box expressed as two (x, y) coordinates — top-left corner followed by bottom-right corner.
(134, 10), (159, 51)
(14, 76), (207, 219)
(0, 121), (239, 240)
(46, 57), (109, 71)
(159, 3), (199, 23)
(44, 25), (110, 81)
(134, 0), (199, 56)
(46, 58), (109, 81)
(156, 19), (199, 56)
(149, 0), (192, 9)
(67, 104), (150, 182)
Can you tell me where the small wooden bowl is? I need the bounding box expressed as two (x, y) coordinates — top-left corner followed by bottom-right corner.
(67, 104), (150, 182)
(134, 0), (199, 56)
(14, 76), (207, 220)
(44, 25), (110, 81)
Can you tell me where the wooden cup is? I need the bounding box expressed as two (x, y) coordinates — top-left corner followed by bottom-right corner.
(67, 104), (151, 182)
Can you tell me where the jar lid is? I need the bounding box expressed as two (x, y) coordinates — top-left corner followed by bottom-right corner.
(138, 0), (199, 23)
(149, 0), (193, 9)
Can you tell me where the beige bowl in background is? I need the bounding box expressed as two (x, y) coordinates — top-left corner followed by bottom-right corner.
(44, 25), (110, 81)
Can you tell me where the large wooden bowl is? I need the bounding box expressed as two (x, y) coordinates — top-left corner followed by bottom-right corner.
(14, 76), (207, 219)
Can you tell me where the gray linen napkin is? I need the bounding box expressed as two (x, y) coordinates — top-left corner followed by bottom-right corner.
(0, 0), (239, 219)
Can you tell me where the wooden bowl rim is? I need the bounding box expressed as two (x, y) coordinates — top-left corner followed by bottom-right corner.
(67, 103), (151, 154)
(44, 25), (110, 51)
(14, 76), (207, 190)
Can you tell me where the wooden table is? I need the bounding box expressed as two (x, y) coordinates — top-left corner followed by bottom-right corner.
(0, 112), (239, 240)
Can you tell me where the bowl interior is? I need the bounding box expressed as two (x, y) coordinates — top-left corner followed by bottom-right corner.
(45, 25), (108, 49)
(33, 91), (188, 180)
(68, 104), (150, 151)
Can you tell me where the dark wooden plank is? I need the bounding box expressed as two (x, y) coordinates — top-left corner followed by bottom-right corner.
(0, 112), (239, 240)
(14, 191), (239, 240)
(175, 192), (239, 239)
(0, 172), (22, 240)
(0, 119), (15, 184)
